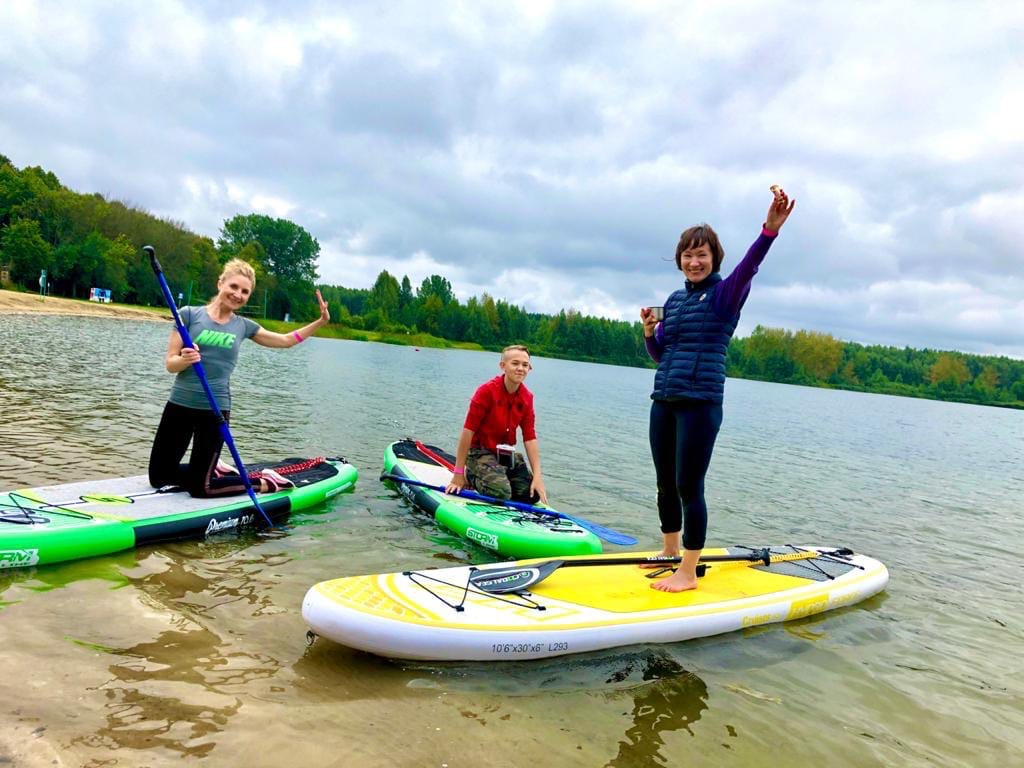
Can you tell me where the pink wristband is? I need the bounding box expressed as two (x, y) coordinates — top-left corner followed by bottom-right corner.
(762, 225), (778, 237)
(452, 467), (465, 475)
(293, 331), (304, 343)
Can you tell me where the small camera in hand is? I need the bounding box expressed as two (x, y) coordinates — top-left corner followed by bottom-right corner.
(496, 443), (516, 469)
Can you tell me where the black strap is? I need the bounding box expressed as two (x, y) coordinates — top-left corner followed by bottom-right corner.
(403, 568), (548, 613)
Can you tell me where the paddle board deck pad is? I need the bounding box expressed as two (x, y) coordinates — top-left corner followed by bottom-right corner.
(303, 545), (889, 661)
(383, 439), (602, 558)
(0, 457), (358, 570)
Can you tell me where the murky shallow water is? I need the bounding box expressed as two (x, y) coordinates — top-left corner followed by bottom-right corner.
(1, 315), (1021, 767)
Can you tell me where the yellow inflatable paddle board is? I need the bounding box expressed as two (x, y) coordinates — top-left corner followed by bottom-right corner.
(302, 545), (888, 661)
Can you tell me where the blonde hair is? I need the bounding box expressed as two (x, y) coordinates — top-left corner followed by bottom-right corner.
(502, 344), (530, 359)
(219, 259), (256, 289)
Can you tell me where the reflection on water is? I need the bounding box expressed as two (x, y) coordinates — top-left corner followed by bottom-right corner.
(59, 546), (291, 760)
(404, 648), (712, 768)
(405, 648), (714, 768)
(2, 315), (1023, 767)
(403, 647), (695, 697)
(72, 627), (247, 759)
(607, 663), (709, 768)
(136, 544), (295, 619)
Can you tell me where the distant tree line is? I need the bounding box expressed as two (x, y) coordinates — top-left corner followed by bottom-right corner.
(320, 275), (1024, 407)
(0, 154), (322, 320)
(727, 327), (1024, 408)
(3, 153), (1021, 409)
(319, 272), (650, 367)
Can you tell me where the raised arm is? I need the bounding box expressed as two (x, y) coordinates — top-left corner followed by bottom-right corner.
(766, 185), (795, 232)
(252, 289), (330, 349)
(716, 186), (797, 317)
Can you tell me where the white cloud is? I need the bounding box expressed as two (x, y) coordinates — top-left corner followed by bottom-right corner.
(2, 0), (1023, 358)
(751, 278), (1024, 356)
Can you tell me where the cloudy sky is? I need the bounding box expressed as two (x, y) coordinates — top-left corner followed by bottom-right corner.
(2, 0), (1022, 357)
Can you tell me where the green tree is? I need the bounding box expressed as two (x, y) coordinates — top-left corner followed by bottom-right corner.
(334, 302), (353, 326)
(218, 213), (320, 319)
(51, 241), (93, 297)
(975, 364), (999, 393)
(465, 296), (497, 345)
(98, 234), (133, 297)
(1, 219), (51, 286)
(187, 238), (222, 301)
(235, 241), (275, 314)
(218, 213), (320, 284)
(399, 275), (414, 307)
(791, 330), (844, 381)
(0, 163), (34, 227)
(417, 274), (454, 305)
(419, 294), (444, 335)
(367, 270), (401, 319)
(929, 354), (970, 391)
(439, 299), (467, 339)
(745, 326), (794, 379)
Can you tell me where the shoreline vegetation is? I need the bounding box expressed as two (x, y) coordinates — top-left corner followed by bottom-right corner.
(3, 287), (1022, 411)
(2, 155), (1022, 410)
(0, 289), (485, 352)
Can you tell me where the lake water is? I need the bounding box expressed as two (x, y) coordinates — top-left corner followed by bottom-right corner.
(0, 314), (1021, 767)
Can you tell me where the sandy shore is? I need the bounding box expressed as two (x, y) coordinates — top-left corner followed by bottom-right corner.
(0, 289), (168, 322)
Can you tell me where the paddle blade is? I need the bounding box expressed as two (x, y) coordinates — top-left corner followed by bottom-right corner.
(469, 560), (565, 594)
(565, 516), (638, 546)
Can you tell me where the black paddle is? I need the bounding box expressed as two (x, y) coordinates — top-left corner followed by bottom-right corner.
(468, 548), (823, 594)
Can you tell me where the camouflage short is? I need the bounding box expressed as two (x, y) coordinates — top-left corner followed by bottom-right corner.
(466, 447), (535, 502)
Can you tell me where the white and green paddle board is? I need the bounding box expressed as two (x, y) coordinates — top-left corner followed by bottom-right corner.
(1, 456), (357, 570)
(383, 439), (604, 558)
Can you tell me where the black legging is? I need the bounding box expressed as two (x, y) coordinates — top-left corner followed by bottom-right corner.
(648, 398), (723, 550)
(148, 401), (249, 498)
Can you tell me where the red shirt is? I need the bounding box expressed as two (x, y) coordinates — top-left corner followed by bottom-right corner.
(463, 375), (537, 452)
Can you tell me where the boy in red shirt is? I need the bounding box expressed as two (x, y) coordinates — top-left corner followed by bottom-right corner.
(445, 345), (548, 504)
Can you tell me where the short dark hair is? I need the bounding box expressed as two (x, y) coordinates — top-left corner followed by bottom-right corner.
(675, 224), (725, 273)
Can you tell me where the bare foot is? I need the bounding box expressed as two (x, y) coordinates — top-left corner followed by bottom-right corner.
(260, 468), (295, 493)
(639, 552), (680, 569)
(650, 571), (698, 592)
(214, 460), (237, 477)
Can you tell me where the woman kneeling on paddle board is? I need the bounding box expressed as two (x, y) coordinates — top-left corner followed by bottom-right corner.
(148, 258), (329, 497)
(641, 187), (795, 592)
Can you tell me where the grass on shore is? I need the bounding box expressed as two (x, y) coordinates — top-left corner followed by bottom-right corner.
(235, 318), (484, 351)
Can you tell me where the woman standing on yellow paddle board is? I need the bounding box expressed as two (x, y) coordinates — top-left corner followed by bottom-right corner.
(641, 187), (795, 592)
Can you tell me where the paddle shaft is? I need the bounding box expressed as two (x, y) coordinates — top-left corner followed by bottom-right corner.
(468, 548), (824, 593)
(381, 472), (551, 514)
(537, 549), (828, 570)
(380, 471), (638, 546)
(145, 246), (274, 528)
(532, 551), (775, 568)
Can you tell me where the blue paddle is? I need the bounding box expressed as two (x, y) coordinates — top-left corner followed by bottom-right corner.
(145, 245), (274, 528)
(379, 472), (637, 546)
